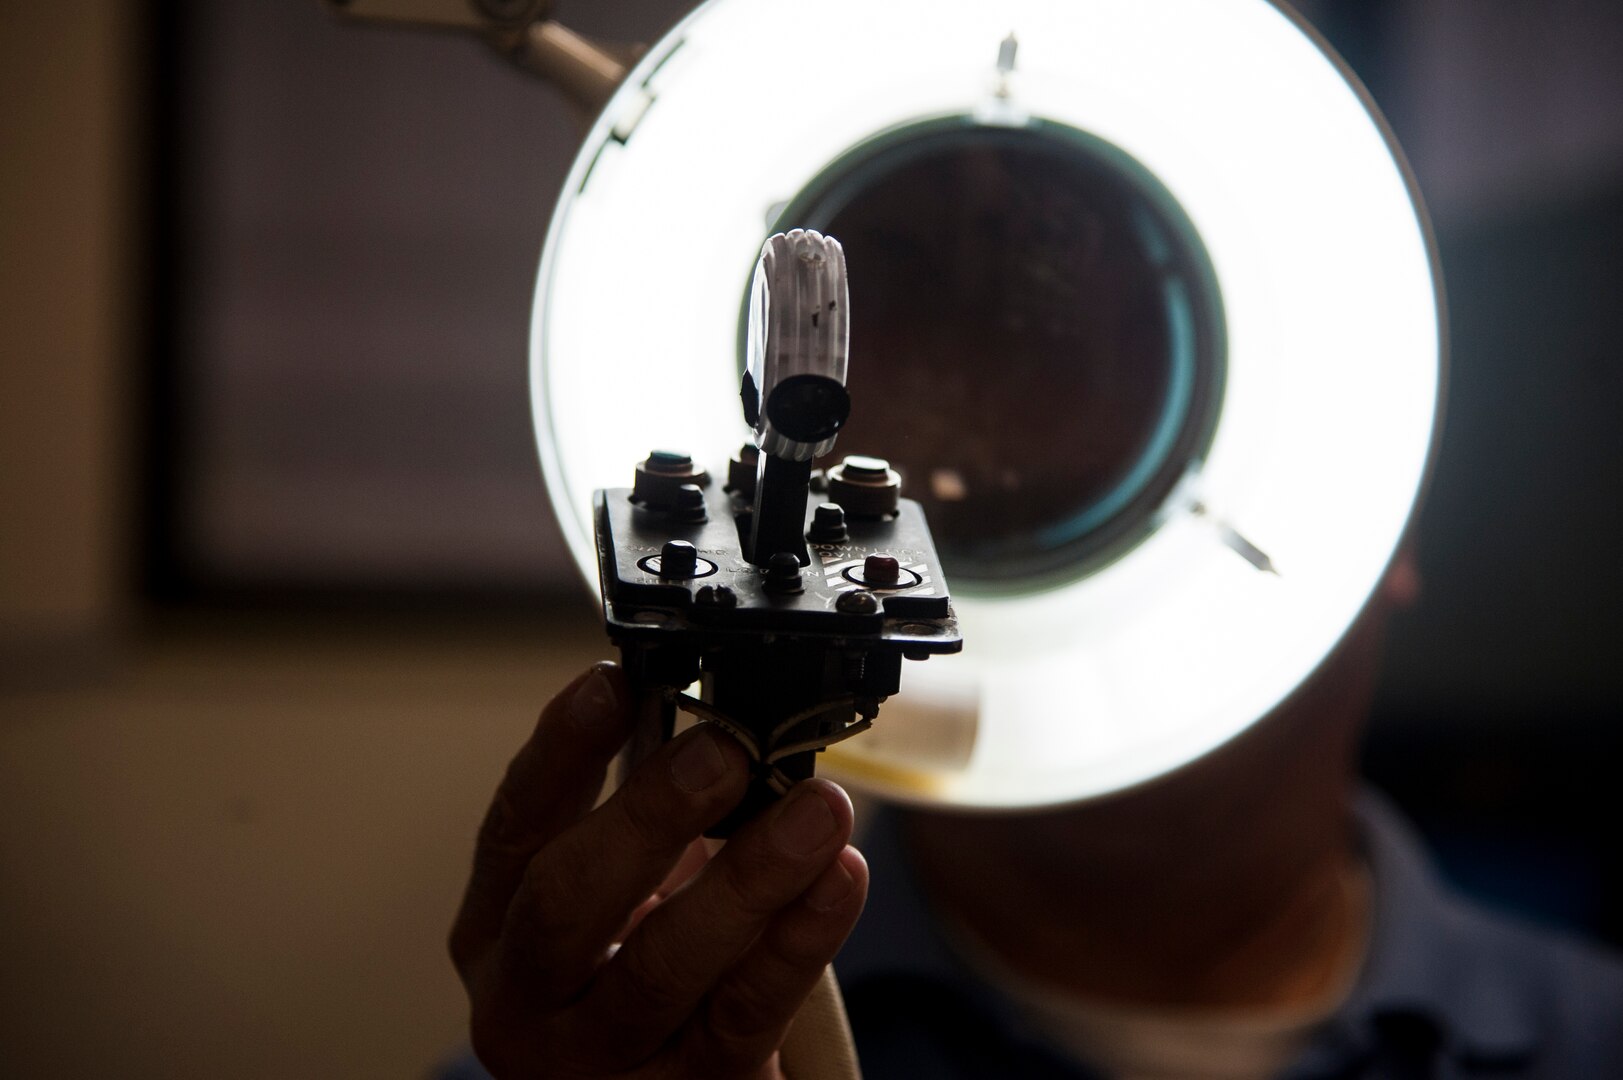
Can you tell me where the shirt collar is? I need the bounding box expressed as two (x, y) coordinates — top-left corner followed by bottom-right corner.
(837, 788), (1541, 1072)
(1301, 790), (1539, 1069)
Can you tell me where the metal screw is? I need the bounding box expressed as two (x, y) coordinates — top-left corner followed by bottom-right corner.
(659, 540), (699, 578)
(763, 551), (804, 594)
(828, 455), (901, 518)
(695, 584), (737, 610)
(674, 483), (708, 523)
(808, 502), (847, 542)
(863, 553), (901, 586)
(726, 444), (760, 496)
(646, 449), (693, 473)
(841, 454), (892, 480)
(633, 449), (710, 511)
(836, 589), (879, 615)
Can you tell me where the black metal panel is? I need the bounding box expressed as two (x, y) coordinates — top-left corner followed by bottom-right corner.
(596, 485), (961, 656)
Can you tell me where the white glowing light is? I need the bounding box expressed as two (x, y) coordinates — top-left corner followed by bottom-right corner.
(531, 0), (1443, 809)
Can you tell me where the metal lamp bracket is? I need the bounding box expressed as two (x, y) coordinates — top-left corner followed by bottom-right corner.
(325, 0), (645, 116)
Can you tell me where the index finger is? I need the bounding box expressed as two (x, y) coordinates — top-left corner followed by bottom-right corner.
(449, 662), (639, 975)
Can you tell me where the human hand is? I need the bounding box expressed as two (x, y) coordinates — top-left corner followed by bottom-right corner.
(449, 662), (869, 1079)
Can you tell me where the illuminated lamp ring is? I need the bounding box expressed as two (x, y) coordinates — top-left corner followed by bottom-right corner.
(530, 0), (1445, 810)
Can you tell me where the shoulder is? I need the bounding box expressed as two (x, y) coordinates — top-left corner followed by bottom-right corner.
(1450, 896), (1623, 1071)
(1348, 791), (1623, 1074)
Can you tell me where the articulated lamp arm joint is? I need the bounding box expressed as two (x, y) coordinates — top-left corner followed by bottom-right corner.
(322, 0), (644, 116)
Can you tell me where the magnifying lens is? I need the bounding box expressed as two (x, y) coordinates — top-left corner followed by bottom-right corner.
(523, 0), (1444, 811)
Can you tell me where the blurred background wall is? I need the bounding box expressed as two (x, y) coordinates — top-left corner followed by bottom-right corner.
(1, 2), (135, 684)
(2, 1), (1620, 1077)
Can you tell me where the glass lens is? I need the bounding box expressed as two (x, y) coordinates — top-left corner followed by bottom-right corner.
(780, 122), (1223, 588)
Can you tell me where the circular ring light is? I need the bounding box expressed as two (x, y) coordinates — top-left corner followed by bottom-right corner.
(532, 0), (1444, 810)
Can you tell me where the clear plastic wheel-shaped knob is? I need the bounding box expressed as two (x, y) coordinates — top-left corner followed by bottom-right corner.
(742, 229), (852, 463)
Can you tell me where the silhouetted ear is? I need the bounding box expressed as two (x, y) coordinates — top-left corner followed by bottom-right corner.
(1380, 541), (1422, 611)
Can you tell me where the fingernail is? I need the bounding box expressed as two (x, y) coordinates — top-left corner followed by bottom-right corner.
(670, 729), (728, 793)
(804, 857), (855, 912)
(569, 666), (618, 729)
(771, 788), (837, 857)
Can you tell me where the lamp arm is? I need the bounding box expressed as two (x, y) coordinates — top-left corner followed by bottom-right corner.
(322, 0), (645, 116)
